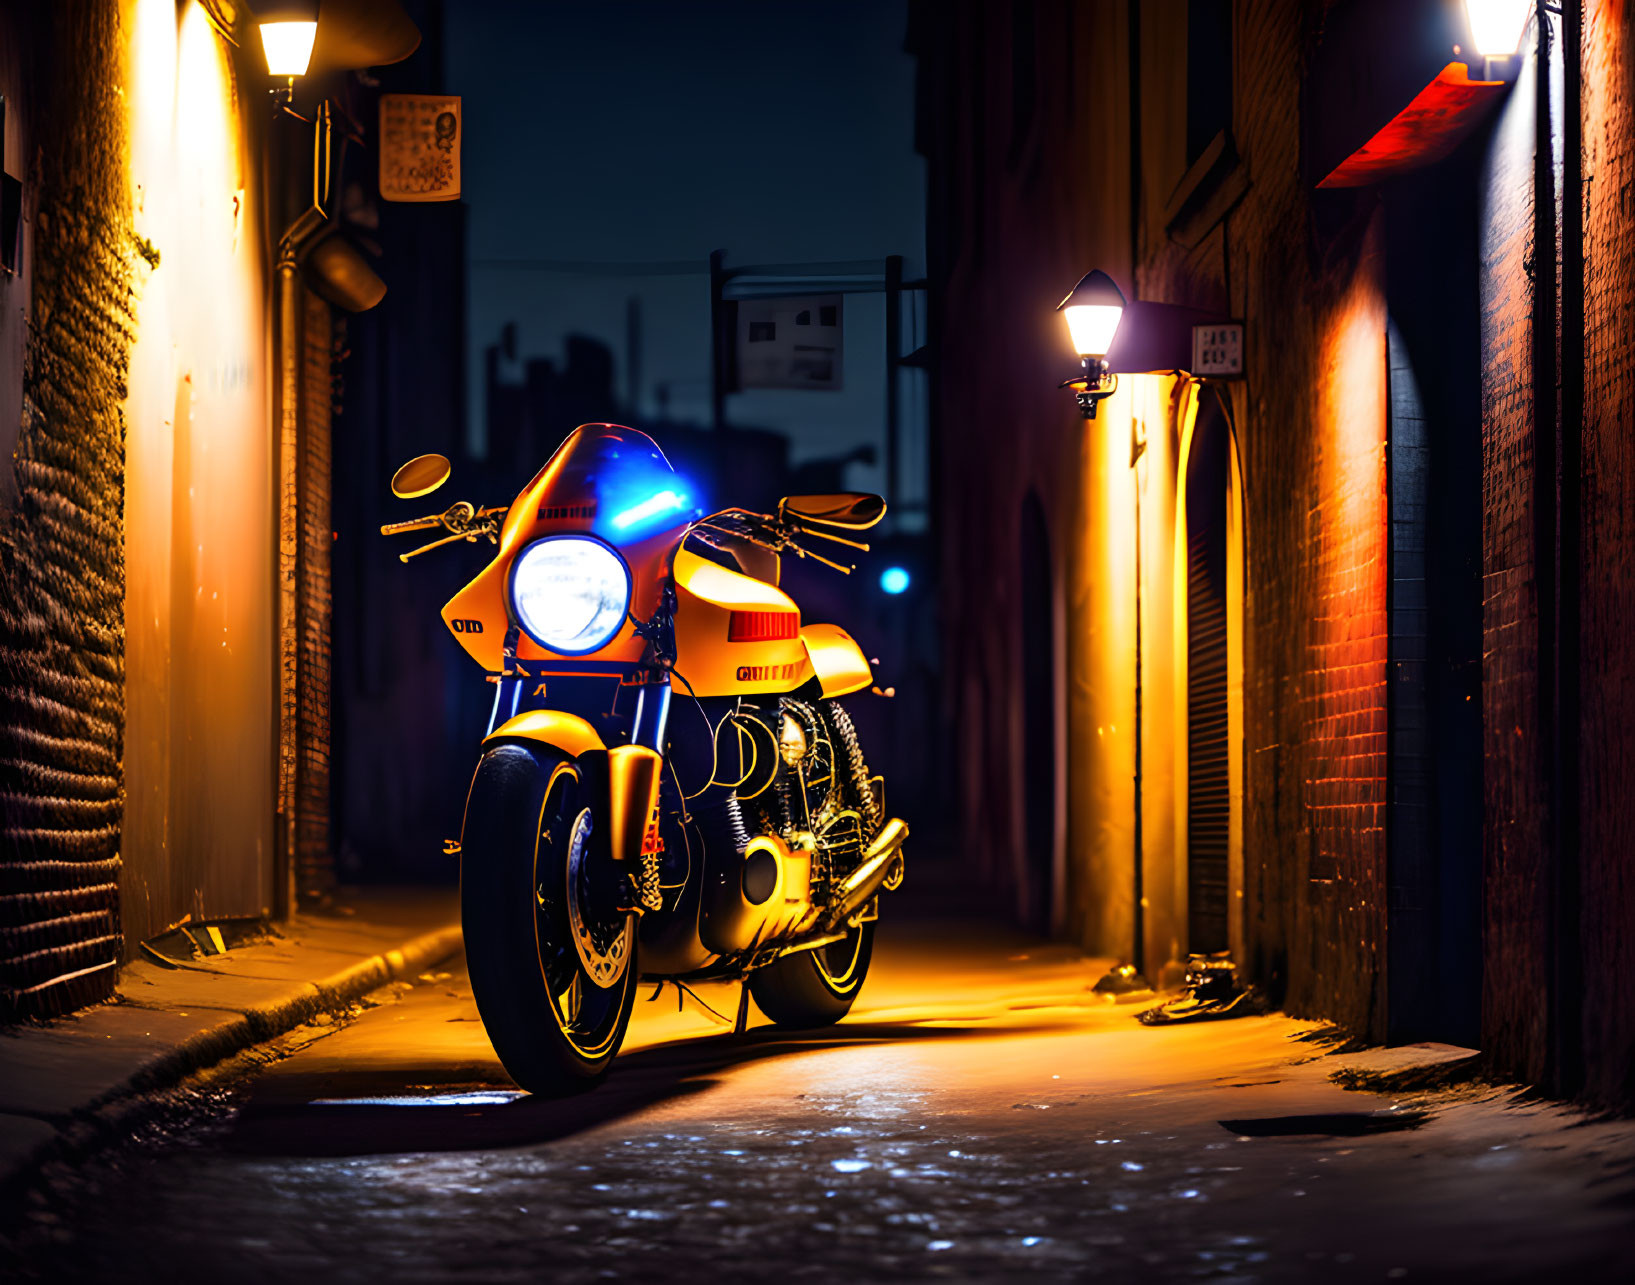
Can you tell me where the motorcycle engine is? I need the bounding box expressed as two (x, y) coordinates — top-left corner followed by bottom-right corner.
(735, 698), (881, 903)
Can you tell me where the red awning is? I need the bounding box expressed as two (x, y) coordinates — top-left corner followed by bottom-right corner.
(1317, 62), (1507, 189)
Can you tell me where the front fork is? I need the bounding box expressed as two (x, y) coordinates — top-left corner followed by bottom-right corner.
(615, 582), (677, 911)
(484, 589), (677, 914)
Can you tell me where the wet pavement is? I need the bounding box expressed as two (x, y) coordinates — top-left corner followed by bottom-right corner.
(7, 901), (1635, 1283)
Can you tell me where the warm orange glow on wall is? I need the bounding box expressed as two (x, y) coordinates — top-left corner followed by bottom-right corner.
(1068, 380), (1138, 958)
(1067, 372), (1193, 980)
(123, 0), (274, 940)
(1307, 232), (1390, 887)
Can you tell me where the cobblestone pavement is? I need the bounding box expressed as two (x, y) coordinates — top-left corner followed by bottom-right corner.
(9, 909), (1634, 1283)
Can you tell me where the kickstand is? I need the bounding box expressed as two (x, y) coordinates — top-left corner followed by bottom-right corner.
(734, 981), (751, 1035)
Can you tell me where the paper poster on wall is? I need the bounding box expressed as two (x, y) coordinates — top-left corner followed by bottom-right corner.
(379, 94), (462, 202)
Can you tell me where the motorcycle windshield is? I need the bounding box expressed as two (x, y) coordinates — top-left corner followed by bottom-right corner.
(516, 424), (702, 549)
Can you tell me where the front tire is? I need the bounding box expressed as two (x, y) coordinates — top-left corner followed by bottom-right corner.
(462, 743), (638, 1093)
(749, 920), (874, 1028)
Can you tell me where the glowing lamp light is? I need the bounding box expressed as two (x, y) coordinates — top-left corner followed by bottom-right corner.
(1057, 269), (1126, 419)
(1058, 269), (1126, 360)
(257, 1), (320, 98)
(1464, 0), (1531, 57)
(879, 566), (911, 595)
(260, 20), (317, 76)
(611, 489), (688, 531)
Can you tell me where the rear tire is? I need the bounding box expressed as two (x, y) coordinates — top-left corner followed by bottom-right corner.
(462, 743), (638, 1093)
(749, 921), (874, 1028)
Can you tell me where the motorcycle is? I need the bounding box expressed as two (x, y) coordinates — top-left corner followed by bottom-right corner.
(382, 423), (909, 1093)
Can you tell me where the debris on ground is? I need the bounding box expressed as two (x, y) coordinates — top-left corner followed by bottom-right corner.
(1138, 953), (1268, 1025)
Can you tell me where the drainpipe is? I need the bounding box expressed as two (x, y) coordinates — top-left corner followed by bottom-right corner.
(1131, 418), (1146, 980)
(272, 102), (332, 919)
(275, 249), (299, 919)
(1553, 0), (1585, 1100)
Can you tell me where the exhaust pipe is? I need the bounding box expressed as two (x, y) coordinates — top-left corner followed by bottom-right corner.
(823, 817), (909, 929)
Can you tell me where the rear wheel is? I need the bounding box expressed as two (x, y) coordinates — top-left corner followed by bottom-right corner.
(462, 743), (638, 1093)
(749, 920), (874, 1028)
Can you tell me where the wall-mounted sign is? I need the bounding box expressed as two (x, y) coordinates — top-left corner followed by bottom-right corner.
(735, 295), (843, 391)
(379, 94), (461, 203)
(1191, 322), (1245, 377)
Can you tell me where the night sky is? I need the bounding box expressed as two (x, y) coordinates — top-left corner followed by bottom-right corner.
(445, 0), (926, 495)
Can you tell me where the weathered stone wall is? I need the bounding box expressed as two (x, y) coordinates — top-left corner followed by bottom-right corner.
(0, 1), (133, 1017)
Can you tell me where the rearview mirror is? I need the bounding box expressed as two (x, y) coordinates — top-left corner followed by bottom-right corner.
(779, 492), (887, 531)
(391, 453), (451, 500)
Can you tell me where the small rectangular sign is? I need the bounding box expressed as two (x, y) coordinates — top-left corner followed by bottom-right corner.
(380, 94), (462, 203)
(1192, 322), (1245, 377)
(735, 295), (843, 391)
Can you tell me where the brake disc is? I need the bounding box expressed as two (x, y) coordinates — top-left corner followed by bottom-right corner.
(563, 807), (632, 990)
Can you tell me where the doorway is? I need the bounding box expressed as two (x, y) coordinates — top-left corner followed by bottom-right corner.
(1184, 397), (1231, 955)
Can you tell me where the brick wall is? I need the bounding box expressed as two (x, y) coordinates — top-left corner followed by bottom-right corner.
(1478, 29), (1554, 1089)
(1294, 231), (1390, 1034)
(295, 291), (337, 900)
(1141, 0), (1392, 1034)
(1577, 0), (1635, 1109)
(0, 1), (132, 1017)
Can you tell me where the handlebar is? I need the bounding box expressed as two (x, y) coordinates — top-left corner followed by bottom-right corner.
(380, 501), (506, 562)
(688, 509), (869, 575)
(380, 513), (446, 536)
(382, 501), (869, 574)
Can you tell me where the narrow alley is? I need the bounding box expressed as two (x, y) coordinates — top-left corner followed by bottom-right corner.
(11, 886), (1633, 1283)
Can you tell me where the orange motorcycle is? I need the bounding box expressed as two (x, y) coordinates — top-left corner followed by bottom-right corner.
(383, 424), (908, 1093)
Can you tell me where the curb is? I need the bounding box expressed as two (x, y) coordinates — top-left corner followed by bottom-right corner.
(122, 923), (466, 1097)
(2, 920), (463, 1206)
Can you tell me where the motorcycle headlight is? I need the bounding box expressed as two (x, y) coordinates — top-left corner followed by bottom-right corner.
(508, 535), (631, 655)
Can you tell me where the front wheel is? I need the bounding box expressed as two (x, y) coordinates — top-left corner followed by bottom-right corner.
(749, 920), (874, 1028)
(462, 743), (638, 1093)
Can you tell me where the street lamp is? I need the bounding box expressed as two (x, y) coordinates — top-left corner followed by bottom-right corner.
(1057, 269), (1126, 419)
(257, 1), (319, 107)
(1463, 0), (1532, 57)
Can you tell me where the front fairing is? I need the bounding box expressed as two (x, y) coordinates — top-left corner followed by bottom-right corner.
(441, 424), (699, 674)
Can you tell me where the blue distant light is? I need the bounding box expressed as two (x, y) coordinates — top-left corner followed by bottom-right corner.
(880, 565), (911, 595)
(611, 489), (688, 531)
